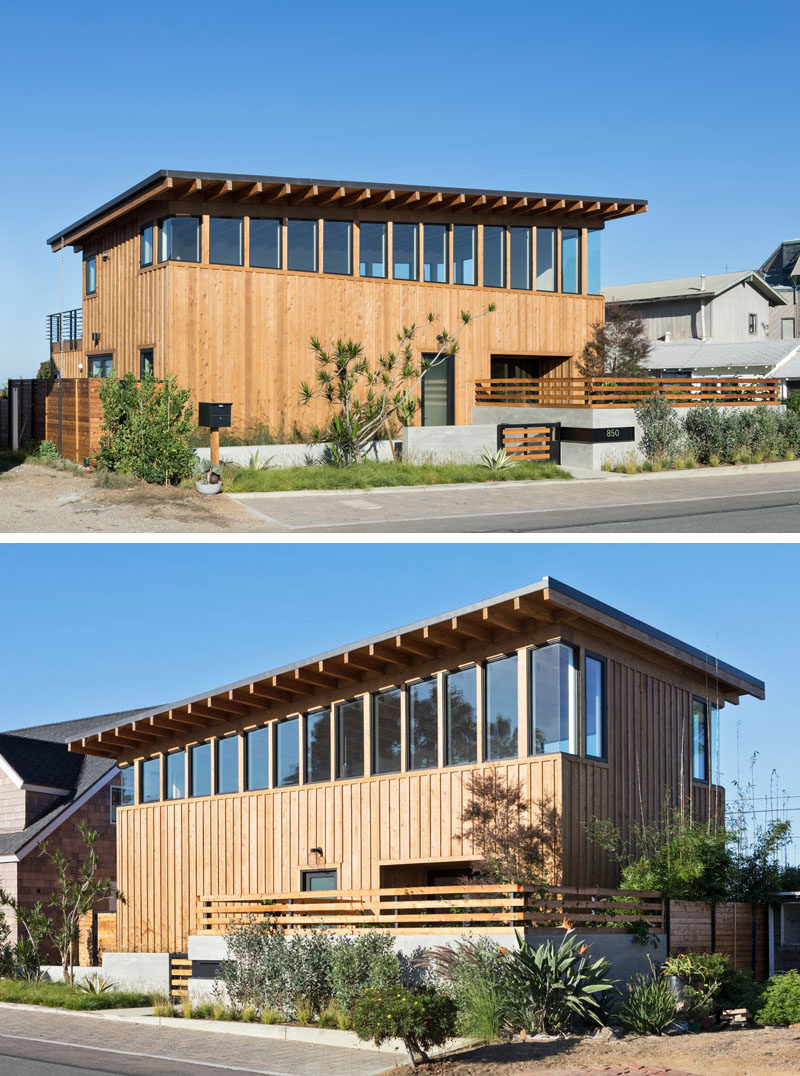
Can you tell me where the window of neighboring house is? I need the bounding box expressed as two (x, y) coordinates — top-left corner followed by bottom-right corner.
(301, 869), (338, 891)
(335, 697), (364, 779)
(249, 218), (282, 269)
(393, 223), (418, 280)
(587, 229), (601, 293)
(483, 226), (505, 288)
(453, 225), (477, 285)
(275, 717), (300, 787)
(158, 216), (200, 263)
(139, 349), (154, 379)
(561, 228), (580, 294)
(748, 313), (758, 335)
(140, 756), (161, 802)
(165, 750), (186, 799)
(510, 227), (532, 290)
(323, 220), (352, 275)
(423, 224), (448, 282)
(111, 766), (134, 822)
(692, 696), (709, 782)
(209, 217), (243, 266)
(190, 741), (212, 797)
(89, 355), (113, 378)
(359, 222), (387, 278)
(407, 677), (438, 771)
(445, 665), (478, 766)
(85, 255), (96, 295)
(529, 642), (578, 755)
(485, 654), (518, 761)
(246, 726), (270, 790)
(536, 228), (556, 291)
(782, 317), (796, 339)
(216, 734), (239, 794)
(286, 219), (318, 272)
(140, 225), (154, 268)
(305, 708), (331, 784)
(585, 653), (606, 759)
(372, 687), (402, 774)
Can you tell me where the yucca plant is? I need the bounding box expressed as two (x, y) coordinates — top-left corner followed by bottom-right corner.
(480, 447), (517, 471)
(616, 971), (678, 1035)
(77, 974), (116, 995)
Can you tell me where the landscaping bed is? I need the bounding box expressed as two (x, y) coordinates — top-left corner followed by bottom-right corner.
(0, 978), (153, 1011)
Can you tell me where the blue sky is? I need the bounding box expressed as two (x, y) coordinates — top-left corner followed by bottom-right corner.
(0, 542), (794, 855)
(1, 0), (795, 386)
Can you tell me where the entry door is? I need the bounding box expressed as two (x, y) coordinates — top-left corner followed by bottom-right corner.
(421, 353), (454, 426)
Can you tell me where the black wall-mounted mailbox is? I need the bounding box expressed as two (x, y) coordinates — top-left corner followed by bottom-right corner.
(198, 402), (232, 428)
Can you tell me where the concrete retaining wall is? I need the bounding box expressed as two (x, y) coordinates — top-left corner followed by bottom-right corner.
(41, 952), (170, 993)
(403, 425), (498, 464)
(195, 440), (396, 469)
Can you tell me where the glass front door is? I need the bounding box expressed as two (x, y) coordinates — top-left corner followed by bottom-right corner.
(421, 354), (454, 426)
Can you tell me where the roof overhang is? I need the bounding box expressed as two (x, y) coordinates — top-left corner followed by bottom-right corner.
(68, 577), (764, 762)
(607, 273), (786, 308)
(47, 170), (648, 251)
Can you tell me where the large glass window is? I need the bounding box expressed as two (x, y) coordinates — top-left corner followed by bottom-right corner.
(393, 223), (418, 280)
(246, 726), (270, 791)
(483, 226), (505, 288)
(692, 698), (708, 782)
(485, 655), (518, 761)
(509, 227), (532, 290)
(372, 687), (401, 774)
(249, 218), (282, 269)
(275, 717), (299, 787)
(324, 220), (352, 275)
(359, 222), (386, 278)
(158, 217), (200, 263)
(165, 750), (186, 800)
(453, 225), (477, 285)
(561, 228), (580, 294)
(210, 218), (243, 266)
(287, 219), (318, 272)
(587, 229), (601, 293)
(190, 742), (211, 797)
(407, 677), (438, 771)
(216, 735), (239, 794)
(423, 224), (448, 283)
(445, 666), (477, 766)
(585, 654), (606, 759)
(336, 698), (364, 779)
(120, 766), (135, 807)
(89, 355), (113, 378)
(536, 228), (556, 291)
(530, 643), (577, 754)
(305, 708), (331, 784)
(140, 225), (153, 268)
(85, 256), (96, 295)
(140, 756), (160, 803)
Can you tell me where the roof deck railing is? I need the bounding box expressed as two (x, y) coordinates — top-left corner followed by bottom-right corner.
(474, 376), (781, 409)
(46, 308), (82, 349)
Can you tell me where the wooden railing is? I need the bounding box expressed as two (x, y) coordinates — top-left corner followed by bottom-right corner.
(195, 884), (664, 936)
(474, 377), (782, 409)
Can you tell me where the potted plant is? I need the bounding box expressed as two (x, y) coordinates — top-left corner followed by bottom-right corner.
(196, 462), (223, 495)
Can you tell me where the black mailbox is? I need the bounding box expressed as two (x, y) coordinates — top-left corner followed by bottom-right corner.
(198, 402), (232, 428)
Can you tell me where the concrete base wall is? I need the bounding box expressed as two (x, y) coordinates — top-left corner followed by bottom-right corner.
(195, 440), (396, 469)
(403, 425), (498, 464)
(102, 952), (171, 993)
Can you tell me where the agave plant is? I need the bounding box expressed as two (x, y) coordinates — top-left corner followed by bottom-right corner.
(480, 447), (517, 471)
(77, 973), (117, 994)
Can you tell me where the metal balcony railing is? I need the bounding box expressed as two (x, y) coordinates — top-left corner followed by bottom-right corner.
(46, 308), (82, 349)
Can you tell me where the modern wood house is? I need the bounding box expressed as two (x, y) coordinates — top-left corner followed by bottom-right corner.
(66, 577), (764, 955)
(46, 170), (647, 432)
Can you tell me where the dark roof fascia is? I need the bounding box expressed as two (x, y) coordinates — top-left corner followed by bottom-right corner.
(47, 168), (648, 248)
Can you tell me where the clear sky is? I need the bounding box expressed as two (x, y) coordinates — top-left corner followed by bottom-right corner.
(1, 0), (795, 386)
(0, 541), (795, 855)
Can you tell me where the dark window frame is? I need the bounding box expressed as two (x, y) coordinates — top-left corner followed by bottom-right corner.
(392, 222), (419, 281)
(359, 220), (387, 279)
(483, 225), (506, 289)
(139, 348), (154, 379)
(286, 218), (319, 273)
(274, 716), (300, 788)
(140, 224), (154, 268)
(158, 215), (201, 264)
(140, 755), (161, 803)
(88, 354), (114, 378)
(444, 663), (478, 767)
(371, 686), (402, 775)
(165, 749), (187, 800)
(527, 639), (579, 757)
(249, 217), (283, 270)
(245, 725), (270, 791)
(483, 652), (519, 762)
(748, 313), (758, 335)
(216, 734), (239, 795)
(335, 697), (365, 780)
(209, 216), (244, 267)
(189, 740), (212, 798)
(583, 651), (607, 761)
(691, 695), (709, 783)
(406, 675), (439, 772)
(323, 219), (353, 276)
(85, 255), (97, 296)
(452, 224), (477, 286)
(304, 707), (332, 785)
(423, 223), (449, 284)
(301, 868), (338, 891)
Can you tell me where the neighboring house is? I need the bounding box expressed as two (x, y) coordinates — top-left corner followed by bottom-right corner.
(66, 576), (764, 954)
(644, 338), (800, 393)
(759, 239), (800, 340)
(0, 709), (149, 943)
(45, 170), (646, 431)
(602, 272), (787, 344)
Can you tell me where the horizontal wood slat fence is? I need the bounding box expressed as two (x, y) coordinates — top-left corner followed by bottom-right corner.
(196, 884), (664, 936)
(0, 378), (103, 463)
(667, 899), (768, 980)
(474, 377), (781, 409)
(501, 426), (553, 461)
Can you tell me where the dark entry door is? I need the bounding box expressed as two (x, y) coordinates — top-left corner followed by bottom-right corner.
(422, 353), (454, 426)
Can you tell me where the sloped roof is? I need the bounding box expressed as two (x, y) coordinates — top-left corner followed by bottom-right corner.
(604, 271), (785, 307)
(645, 339), (800, 371)
(759, 240), (800, 288)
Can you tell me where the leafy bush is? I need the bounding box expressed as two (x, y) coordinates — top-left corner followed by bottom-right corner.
(717, 966), (763, 1014)
(283, 930), (334, 1016)
(216, 915), (286, 1013)
(755, 969), (800, 1026)
(424, 937), (512, 1042)
(684, 406), (727, 464)
(96, 373), (195, 484)
(616, 972), (678, 1035)
(328, 932), (400, 1013)
(352, 986), (457, 1065)
(634, 393), (682, 465)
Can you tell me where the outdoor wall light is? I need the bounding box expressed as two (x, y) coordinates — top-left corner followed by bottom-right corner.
(91, 332), (100, 345)
(102, 253), (110, 261)
(309, 847), (323, 857)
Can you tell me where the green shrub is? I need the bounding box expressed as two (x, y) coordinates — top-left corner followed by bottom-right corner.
(684, 406), (727, 464)
(283, 930), (334, 1016)
(755, 970), (800, 1026)
(616, 972), (678, 1035)
(717, 967), (763, 1013)
(634, 393), (682, 465)
(352, 986), (457, 1065)
(424, 937), (512, 1043)
(328, 932), (401, 1013)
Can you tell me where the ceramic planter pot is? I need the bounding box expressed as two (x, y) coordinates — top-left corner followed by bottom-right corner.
(195, 480), (222, 495)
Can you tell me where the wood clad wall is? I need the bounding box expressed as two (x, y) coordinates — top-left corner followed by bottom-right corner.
(668, 900), (768, 980)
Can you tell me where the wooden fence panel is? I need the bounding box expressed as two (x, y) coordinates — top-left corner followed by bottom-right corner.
(78, 910), (117, 967)
(668, 899), (768, 979)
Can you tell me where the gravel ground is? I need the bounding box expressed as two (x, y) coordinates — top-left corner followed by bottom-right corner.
(394, 1027), (800, 1076)
(0, 461), (270, 533)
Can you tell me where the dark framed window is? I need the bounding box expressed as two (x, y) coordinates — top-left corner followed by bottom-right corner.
(372, 687), (402, 774)
(692, 697), (708, 782)
(561, 228), (580, 294)
(485, 654), (518, 761)
(584, 653), (606, 759)
(85, 256), (96, 295)
(305, 708), (331, 784)
(360, 222), (386, 278)
(210, 217), (243, 266)
(158, 217), (200, 263)
(483, 226), (505, 288)
(216, 735), (239, 794)
(140, 225), (154, 268)
(190, 742), (212, 797)
(111, 767), (134, 823)
(246, 726), (270, 791)
(140, 756), (160, 803)
(301, 869), (338, 891)
(748, 313), (758, 335)
(407, 677), (438, 771)
(335, 698), (364, 779)
(587, 229), (601, 293)
(324, 220), (352, 275)
(139, 348), (154, 379)
(445, 665), (477, 766)
(275, 717), (300, 787)
(249, 218), (282, 269)
(529, 642), (577, 755)
(453, 225), (477, 285)
(393, 223), (418, 280)
(89, 355), (113, 378)
(287, 219), (318, 272)
(423, 224), (448, 283)
(165, 750), (186, 800)
(510, 227), (532, 290)
(536, 228), (556, 291)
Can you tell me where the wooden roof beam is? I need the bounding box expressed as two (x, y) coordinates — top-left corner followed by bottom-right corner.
(442, 193), (466, 209)
(262, 183), (292, 203)
(422, 625), (462, 650)
(128, 722), (164, 742)
(234, 182), (263, 202)
(417, 192), (443, 209)
(56, 178), (174, 249)
(339, 187), (371, 207)
(271, 674), (307, 695)
(186, 702), (230, 723)
(369, 642), (406, 666)
(176, 178), (203, 199)
(79, 739), (118, 759)
(548, 199), (566, 212)
(314, 186), (346, 206)
(238, 682), (292, 704)
(343, 652), (386, 675)
(290, 185), (319, 204)
(514, 594), (556, 623)
(450, 615), (492, 642)
(294, 667), (339, 689)
(482, 605), (523, 635)
(565, 200), (585, 213)
(507, 197), (529, 213)
(363, 189), (396, 208)
(397, 634), (436, 659)
(319, 658), (364, 684)
(206, 180), (233, 200)
(148, 712), (197, 733)
(583, 201), (601, 213)
(391, 190), (421, 208)
(207, 694), (253, 717)
(102, 729), (146, 749)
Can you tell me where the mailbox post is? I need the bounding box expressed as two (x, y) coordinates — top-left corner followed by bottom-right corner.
(198, 402), (232, 468)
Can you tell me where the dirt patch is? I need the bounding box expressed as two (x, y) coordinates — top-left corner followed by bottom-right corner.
(0, 461), (270, 533)
(396, 1027), (800, 1076)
